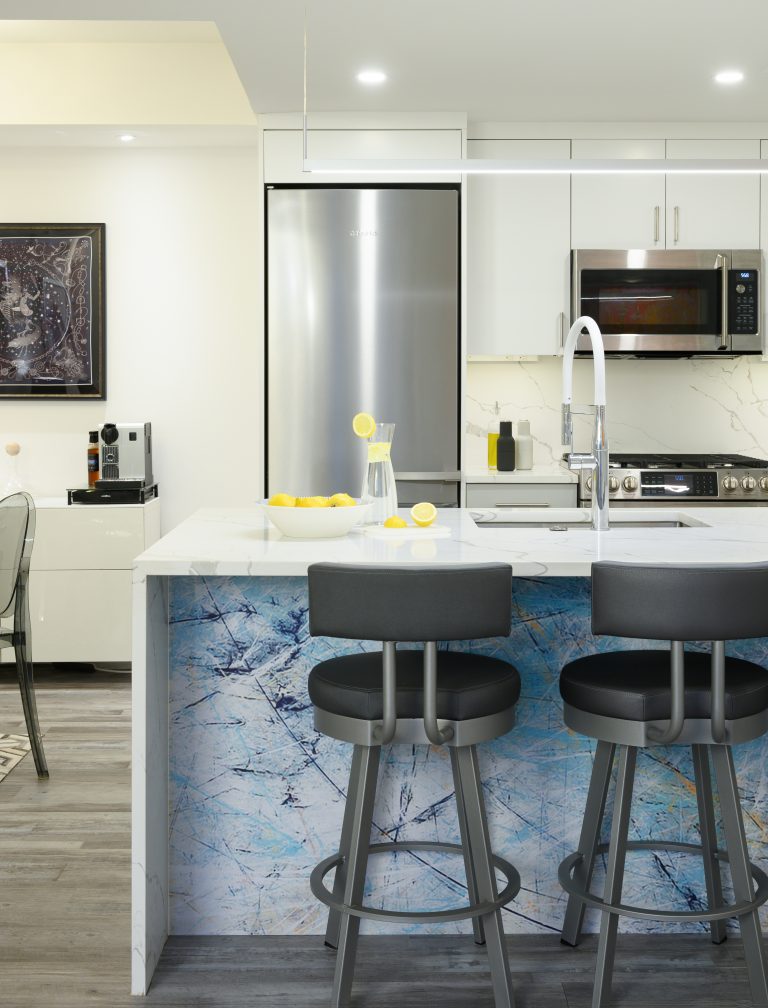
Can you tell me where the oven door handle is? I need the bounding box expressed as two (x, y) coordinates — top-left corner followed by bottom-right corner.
(717, 253), (730, 351)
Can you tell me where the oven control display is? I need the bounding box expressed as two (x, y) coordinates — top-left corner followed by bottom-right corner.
(640, 471), (719, 497)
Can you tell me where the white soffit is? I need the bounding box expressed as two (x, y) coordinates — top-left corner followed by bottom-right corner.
(0, 19), (256, 125)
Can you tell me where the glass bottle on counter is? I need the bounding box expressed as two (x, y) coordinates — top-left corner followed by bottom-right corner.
(516, 420), (533, 470)
(486, 401), (501, 470)
(361, 422), (398, 524)
(88, 430), (99, 487)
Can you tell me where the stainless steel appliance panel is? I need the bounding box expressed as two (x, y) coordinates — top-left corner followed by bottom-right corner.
(571, 248), (762, 355)
(267, 187), (459, 497)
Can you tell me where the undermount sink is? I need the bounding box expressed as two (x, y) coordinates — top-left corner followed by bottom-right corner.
(473, 516), (705, 531)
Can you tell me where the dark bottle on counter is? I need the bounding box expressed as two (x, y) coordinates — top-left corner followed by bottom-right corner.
(88, 430), (99, 486)
(497, 421), (516, 471)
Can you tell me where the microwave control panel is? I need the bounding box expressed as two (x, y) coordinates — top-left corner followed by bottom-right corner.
(729, 269), (759, 335)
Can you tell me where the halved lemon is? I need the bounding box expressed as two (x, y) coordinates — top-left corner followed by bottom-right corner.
(296, 496), (330, 508)
(410, 502), (437, 527)
(383, 515), (408, 529)
(268, 493), (296, 507)
(352, 412), (376, 439)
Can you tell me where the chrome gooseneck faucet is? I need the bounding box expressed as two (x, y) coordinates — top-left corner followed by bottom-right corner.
(561, 315), (609, 531)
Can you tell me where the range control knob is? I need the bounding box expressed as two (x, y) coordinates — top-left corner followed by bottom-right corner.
(722, 475), (739, 492)
(760, 476), (768, 492)
(742, 475), (757, 492)
(585, 476), (593, 491)
(622, 475), (639, 492)
(608, 476), (620, 493)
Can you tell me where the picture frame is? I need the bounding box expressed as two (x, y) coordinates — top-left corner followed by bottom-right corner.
(0, 223), (105, 399)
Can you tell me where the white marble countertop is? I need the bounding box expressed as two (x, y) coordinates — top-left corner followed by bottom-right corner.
(132, 505), (768, 578)
(464, 465), (577, 484)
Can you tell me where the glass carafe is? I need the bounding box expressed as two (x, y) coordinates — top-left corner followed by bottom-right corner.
(361, 422), (398, 524)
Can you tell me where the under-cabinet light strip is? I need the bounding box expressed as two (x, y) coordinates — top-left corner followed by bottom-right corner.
(303, 158), (768, 175)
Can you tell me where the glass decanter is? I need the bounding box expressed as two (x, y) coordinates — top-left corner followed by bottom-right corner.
(361, 422), (398, 524)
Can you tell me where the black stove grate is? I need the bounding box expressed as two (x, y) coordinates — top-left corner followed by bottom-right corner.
(607, 453), (768, 470)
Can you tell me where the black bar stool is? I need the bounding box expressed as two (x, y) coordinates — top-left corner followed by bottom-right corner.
(559, 561), (768, 1008)
(307, 562), (522, 1008)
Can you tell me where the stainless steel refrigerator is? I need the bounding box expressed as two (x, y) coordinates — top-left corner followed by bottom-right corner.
(266, 185), (460, 506)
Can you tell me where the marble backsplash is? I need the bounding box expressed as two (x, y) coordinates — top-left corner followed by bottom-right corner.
(466, 357), (768, 470)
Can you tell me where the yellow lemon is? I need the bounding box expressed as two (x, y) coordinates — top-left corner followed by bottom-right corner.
(352, 412), (376, 439)
(329, 493), (356, 507)
(410, 502), (437, 527)
(268, 493), (296, 507)
(383, 515), (408, 529)
(296, 496), (330, 508)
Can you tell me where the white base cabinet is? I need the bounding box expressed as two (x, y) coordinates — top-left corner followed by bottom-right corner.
(11, 498), (161, 665)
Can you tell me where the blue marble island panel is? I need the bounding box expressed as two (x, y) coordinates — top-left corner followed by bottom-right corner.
(168, 576), (768, 937)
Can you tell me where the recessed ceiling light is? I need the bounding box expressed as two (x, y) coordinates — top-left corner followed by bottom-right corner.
(356, 69), (387, 85)
(119, 133), (136, 142)
(714, 70), (744, 85)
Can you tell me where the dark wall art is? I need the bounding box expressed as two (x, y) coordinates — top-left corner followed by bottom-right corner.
(0, 224), (105, 398)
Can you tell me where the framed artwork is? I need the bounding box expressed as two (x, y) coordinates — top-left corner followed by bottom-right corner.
(0, 224), (105, 398)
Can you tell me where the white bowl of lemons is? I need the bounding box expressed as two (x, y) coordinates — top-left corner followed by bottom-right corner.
(261, 493), (371, 539)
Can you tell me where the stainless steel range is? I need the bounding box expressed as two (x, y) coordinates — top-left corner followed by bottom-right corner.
(578, 453), (768, 506)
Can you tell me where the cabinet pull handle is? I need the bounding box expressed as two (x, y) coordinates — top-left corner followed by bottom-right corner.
(493, 502), (551, 508)
(653, 205), (660, 243)
(559, 311), (565, 353)
(674, 205), (680, 244)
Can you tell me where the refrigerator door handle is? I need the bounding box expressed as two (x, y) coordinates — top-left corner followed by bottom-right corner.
(394, 471), (461, 481)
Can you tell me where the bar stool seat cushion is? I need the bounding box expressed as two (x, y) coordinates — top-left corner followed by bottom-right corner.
(309, 650), (520, 722)
(561, 649), (768, 721)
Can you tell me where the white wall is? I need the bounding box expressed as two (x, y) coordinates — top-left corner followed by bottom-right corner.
(466, 357), (768, 469)
(0, 145), (262, 532)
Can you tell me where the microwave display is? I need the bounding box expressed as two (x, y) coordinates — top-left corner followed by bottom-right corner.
(581, 269), (719, 335)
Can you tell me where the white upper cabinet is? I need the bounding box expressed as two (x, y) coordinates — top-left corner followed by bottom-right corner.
(263, 129), (462, 184)
(666, 140), (760, 249)
(467, 139), (570, 357)
(573, 138), (760, 251)
(571, 139), (666, 249)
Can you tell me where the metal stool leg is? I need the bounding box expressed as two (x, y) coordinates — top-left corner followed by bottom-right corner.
(450, 747), (485, 946)
(330, 744), (380, 1008)
(455, 745), (515, 1008)
(711, 745), (768, 1007)
(692, 744), (727, 945)
(592, 744), (637, 1008)
(325, 745), (366, 950)
(561, 740), (616, 947)
(14, 639), (48, 779)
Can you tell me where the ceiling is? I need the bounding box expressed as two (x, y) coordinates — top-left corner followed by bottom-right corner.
(0, 0), (767, 123)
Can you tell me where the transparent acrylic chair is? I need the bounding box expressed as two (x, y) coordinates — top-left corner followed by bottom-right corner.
(0, 492), (48, 778)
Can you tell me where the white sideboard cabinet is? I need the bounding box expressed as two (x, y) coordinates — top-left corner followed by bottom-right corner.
(12, 498), (162, 665)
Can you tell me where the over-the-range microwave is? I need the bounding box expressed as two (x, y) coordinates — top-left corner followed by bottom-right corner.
(571, 249), (762, 356)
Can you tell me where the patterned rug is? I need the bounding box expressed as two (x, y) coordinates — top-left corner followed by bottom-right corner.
(0, 733), (30, 782)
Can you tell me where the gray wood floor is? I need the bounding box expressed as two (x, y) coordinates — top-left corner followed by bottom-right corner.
(0, 668), (760, 1007)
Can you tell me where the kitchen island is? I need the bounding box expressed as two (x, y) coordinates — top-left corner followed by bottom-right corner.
(132, 506), (768, 994)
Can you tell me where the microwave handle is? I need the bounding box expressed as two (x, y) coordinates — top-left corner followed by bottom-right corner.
(717, 254), (730, 351)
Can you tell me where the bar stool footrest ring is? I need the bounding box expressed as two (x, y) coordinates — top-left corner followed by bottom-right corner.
(559, 840), (768, 923)
(311, 840), (521, 924)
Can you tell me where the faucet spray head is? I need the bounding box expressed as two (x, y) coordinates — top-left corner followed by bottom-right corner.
(561, 403), (573, 448)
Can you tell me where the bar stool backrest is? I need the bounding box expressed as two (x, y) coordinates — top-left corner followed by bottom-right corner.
(308, 563), (512, 642)
(0, 492), (34, 618)
(592, 561), (768, 642)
